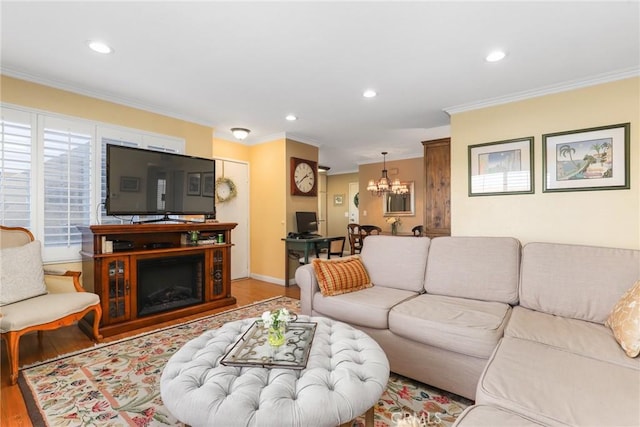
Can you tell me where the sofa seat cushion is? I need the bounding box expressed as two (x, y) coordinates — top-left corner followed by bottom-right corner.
(453, 405), (547, 427)
(312, 286), (418, 329)
(477, 337), (640, 427)
(506, 306), (639, 370)
(388, 294), (511, 358)
(0, 292), (100, 332)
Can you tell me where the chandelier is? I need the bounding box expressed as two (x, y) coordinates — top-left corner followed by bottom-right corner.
(367, 152), (408, 197)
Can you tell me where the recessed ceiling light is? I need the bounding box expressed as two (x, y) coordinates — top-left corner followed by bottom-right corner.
(87, 40), (114, 54)
(363, 89), (377, 98)
(486, 50), (506, 62)
(285, 114), (298, 121)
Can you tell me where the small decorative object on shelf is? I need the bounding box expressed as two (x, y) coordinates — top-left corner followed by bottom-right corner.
(188, 230), (200, 245)
(262, 308), (296, 347)
(386, 216), (401, 235)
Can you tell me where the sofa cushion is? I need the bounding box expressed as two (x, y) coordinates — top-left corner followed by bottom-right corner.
(312, 286), (418, 329)
(606, 280), (640, 358)
(453, 405), (547, 427)
(519, 242), (640, 324)
(476, 336), (640, 427)
(0, 241), (48, 306)
(312, 256), (372, 296)
(506, 306), (639, 370)
(388, 294), (511, 358)
(360, 235), (430, 292)
(424, 237), (520, 304)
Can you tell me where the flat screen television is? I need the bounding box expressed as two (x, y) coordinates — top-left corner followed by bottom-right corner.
(296, 211), (319, 236)
(106, 145), (216, 220)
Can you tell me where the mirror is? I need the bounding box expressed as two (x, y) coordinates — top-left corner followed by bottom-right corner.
(383, 181), (415, 216)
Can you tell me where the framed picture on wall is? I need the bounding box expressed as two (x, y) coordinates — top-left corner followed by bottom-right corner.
(333, 194), (344, 206)
(468, 137), (534, 196)
(542, 123), (630, 192)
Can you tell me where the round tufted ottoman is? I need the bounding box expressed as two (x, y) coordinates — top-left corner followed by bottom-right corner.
(160, 315), (389, 427)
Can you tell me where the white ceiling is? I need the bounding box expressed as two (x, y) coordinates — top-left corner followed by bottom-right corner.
(2, 1), (638, 174)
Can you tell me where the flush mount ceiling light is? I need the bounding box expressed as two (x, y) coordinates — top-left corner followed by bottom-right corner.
(486, 50), (506, 62)
(230, 128), (251, 140)
(363, 89), (377, 98)
(285, 114), (298, 121)
(87, 40), (114, 54)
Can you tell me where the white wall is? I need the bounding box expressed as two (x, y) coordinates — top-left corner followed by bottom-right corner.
(450, 77), (639, 249)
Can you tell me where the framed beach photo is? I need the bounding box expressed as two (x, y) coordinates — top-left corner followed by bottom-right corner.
(542, 123), (630, 192)
(187, 172), (201, 196)
(468, 137), (534, 196)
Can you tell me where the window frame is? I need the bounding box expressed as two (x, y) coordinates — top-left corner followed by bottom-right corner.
(1, 104), (185, 263)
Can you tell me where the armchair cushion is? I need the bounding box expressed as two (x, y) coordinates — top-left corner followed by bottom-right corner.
(0, 292), (100, 332)
(0, 241), (47, 306)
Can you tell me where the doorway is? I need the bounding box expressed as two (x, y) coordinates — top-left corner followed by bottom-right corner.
(215, 159), (249, 279)
(348, 182), (359, 224)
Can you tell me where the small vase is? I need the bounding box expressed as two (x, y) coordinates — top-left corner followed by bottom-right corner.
(391, 224), (398, 235)
(267, 324), (286, 347)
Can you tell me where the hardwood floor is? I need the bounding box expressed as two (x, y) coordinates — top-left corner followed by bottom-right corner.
(0, 278), (300, 427)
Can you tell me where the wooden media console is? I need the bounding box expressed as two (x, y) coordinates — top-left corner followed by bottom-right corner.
(78, 222), (237, 337)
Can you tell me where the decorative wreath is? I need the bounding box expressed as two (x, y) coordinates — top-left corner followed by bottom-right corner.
(353, 192), (359, 208)
(215, 176), (238, 203)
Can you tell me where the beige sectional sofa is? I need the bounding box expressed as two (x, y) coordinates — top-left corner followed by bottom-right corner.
(295, 235), (640, 426)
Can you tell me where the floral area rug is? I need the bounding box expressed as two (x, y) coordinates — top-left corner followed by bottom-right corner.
(19, 296), (471, 426)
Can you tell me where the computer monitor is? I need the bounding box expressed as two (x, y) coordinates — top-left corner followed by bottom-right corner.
(296, 211), (318, 236)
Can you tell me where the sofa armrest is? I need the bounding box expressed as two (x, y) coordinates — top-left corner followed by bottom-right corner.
(44, 269), (85, 294)
(295, 264), (319, 315)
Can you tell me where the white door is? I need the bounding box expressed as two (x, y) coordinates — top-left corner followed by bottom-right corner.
(215, 159), (249, 279)
(318, 173), (327, 235)
(348, 182), (359, 224)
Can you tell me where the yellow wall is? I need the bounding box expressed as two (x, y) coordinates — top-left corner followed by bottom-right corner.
(451, 77), (639, 249)
(1, 76), (214, 157)
(358, 157), (425, 234)
(212, 137), (250, 162)
(327, 172), (358, 238)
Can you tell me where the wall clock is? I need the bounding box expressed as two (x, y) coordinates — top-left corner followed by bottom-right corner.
(290, 157), (318, 196)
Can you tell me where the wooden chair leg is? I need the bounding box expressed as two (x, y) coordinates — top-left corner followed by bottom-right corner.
(3, 331), (21, 385)
(91, 304), (103, 342)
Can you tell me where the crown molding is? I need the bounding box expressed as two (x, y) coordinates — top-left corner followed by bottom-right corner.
(443, 67), (640, 115)
(1, 67), (215, 128)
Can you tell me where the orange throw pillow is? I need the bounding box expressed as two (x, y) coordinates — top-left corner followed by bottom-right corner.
(312, 256), (372, 297)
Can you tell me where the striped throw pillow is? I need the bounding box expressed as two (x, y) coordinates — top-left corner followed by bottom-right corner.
(312, 256), (372, 297)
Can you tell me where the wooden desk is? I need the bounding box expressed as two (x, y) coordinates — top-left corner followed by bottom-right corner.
(282, 236), (332, 286)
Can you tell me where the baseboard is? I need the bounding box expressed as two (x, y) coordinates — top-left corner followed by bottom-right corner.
(250, 273), (291, 286)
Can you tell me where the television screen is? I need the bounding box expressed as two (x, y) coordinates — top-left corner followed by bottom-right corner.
(296, 211), (318, 235)
(106, 145), (216, 217)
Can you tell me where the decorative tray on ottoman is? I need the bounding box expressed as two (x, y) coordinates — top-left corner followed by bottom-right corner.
(220, 321), (317, 369)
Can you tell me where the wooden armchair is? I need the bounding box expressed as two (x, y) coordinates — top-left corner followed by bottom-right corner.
(0, 226), (102, 385)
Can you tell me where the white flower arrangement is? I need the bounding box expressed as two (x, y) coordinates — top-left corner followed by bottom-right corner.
(261, 308), (294, 329)
(386, 217), (401, 226)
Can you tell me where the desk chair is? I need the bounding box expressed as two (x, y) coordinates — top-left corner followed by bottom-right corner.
(347, 224), (363, 255)
(299, 236), (347, 264)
